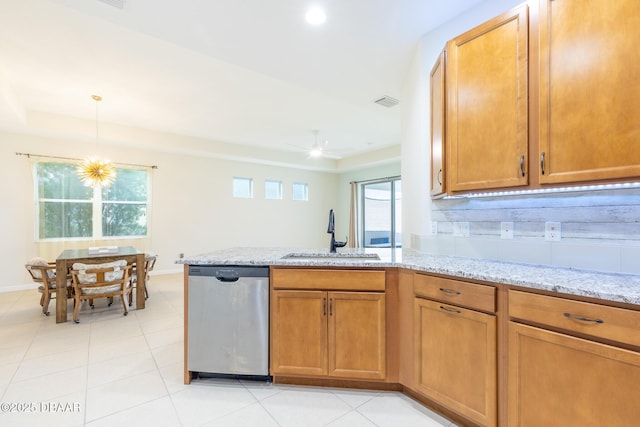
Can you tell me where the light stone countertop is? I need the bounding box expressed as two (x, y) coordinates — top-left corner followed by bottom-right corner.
(177, 247), (640, 305)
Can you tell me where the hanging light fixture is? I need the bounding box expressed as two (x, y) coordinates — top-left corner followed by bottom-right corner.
(309, 130), (325, 158)
(77, 95), (116, 187)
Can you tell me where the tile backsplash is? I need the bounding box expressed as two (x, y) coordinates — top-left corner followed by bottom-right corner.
(416, 187), (640, 275)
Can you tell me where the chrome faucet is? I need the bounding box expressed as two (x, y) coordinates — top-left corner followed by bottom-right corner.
(327, 209), (347, 253)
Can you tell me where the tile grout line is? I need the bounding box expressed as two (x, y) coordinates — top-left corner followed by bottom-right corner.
(242, 380), (283, 427)
(142, 309), (185, 427)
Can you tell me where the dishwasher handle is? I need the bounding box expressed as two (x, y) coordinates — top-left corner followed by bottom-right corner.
(216, 276), (240, 283)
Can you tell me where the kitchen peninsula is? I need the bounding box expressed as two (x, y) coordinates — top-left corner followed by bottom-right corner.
(178, 248), (640, 427)
(179, 247), (640, 304)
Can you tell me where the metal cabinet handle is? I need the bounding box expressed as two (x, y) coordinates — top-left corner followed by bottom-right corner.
(329, 298), (333, 316)
(563, 312), (604, 324)
(519, 154), (526, 177)
(437, 169), (442, 186)
(440, 305), (462, 314)
(439, 288), (461, 295)
(323, 297), (327, 316)
(540, 151), (546, 175)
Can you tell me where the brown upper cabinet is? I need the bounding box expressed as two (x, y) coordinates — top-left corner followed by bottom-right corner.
(537, 0), (640, 184)
(445, 4), (529, 193)
(433, 0), (640, 196)
(430, 49), (446, 197)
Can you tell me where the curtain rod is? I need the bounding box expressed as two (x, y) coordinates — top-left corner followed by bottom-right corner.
(350, 175), (400, 185)
(15, 152), (158, 169)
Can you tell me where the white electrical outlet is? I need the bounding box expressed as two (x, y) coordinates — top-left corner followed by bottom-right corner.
(545, 222), (561, 241)
(431, 221), (438, 235)
(453, 222), (470, 237)
(501, 222), (514, 239)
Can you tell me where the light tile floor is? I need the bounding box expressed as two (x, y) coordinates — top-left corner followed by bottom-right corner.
(0, 273), (459, 427)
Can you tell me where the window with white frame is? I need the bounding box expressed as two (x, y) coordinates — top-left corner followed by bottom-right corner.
(35, 161), (149, 240)
(233, 177), (253, 198)
(292, 182), (309, 201)
(265, 180), (283, 200)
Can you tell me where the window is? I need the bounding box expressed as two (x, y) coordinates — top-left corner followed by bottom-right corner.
(102, 169), (149, 237)
(292, 182), (309, 201)
(361, 178), (402, 248)
(233, 177), (253, 198)
(265, 180), (283, 200)
(36, 161), (149, 240)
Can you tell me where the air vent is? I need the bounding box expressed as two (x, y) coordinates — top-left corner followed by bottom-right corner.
(374, 96), (399, 108)
(98, 0), (124, 9)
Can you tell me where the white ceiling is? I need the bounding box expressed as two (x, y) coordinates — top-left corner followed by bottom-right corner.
(1, 0), (484, 159)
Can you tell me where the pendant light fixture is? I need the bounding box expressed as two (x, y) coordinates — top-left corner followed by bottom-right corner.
(77, 95), (116, 187)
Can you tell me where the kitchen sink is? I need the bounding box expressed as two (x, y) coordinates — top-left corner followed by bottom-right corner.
(281, 252), (381, 260)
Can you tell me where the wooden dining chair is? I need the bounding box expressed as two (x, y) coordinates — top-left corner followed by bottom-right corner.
(70, 260), (132, 323)
(25, 258), (72, 316)
(129, 253), (157, 306)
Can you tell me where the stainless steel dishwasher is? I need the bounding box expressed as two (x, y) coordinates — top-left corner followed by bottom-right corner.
(187, 265), (270, 380)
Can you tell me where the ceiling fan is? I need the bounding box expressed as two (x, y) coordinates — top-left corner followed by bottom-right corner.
(288, 130), (344, 159)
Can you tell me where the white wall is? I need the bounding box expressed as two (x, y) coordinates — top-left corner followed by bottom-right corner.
(402, 0), (640, 276)
(1, 130), (339, 291)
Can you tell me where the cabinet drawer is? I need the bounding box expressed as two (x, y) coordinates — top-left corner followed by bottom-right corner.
(509, 290), (640, 348)
(414, 274), (495, 313)
(272, 268), (385, 291)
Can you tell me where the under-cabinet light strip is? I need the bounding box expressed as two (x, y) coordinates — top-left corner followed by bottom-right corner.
(444, 181), (640, 199)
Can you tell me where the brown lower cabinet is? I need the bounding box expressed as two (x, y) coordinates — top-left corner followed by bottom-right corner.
(271, 289), (386, 380)
(263, 268), (640, 427)
(508, 289), (640, 426)
(270, 290), (327, 377)
(508, 322), (640, 426)
(414, 297), (497, 427)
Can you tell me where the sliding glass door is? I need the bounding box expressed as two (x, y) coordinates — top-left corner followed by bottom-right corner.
(361, 178), (401, 248)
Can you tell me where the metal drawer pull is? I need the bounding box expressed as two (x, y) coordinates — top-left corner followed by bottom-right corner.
(323, 298), (327, 316)
(563, 312), (604, 324)
(519, 154), (526, 177)
(329, 298), (333, 316)
(440, 305), (462, 314)
(439, 288), (461, 295)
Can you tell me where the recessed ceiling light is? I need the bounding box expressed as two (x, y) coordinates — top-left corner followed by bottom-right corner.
(305, 7), (326, 25)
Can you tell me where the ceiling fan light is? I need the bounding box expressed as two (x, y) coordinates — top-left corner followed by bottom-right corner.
(305, 7), (326, 25)
(309, 146), (323, 157)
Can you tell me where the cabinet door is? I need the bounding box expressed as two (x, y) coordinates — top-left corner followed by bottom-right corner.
(328, 292), (386, 380)
(271, 290), (327, 376)
(447, 4), (528, 192)
(538, 0), (640, 184)
(415, 298), (497, 427)
(431, 49), (447, 197)
(509, 322), (640, 426)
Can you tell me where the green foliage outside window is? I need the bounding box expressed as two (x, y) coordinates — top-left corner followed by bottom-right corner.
(36, 162), (149, 240)
(102, 169), (148, 237)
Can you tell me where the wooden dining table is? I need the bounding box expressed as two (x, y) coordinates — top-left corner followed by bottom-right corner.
(55, 246), (146, 323)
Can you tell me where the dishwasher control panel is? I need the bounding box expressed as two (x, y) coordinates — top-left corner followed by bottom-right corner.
(188, 265), (269, 279)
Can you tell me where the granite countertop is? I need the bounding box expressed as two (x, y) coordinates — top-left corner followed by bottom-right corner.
(177, 247), (640, 306)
